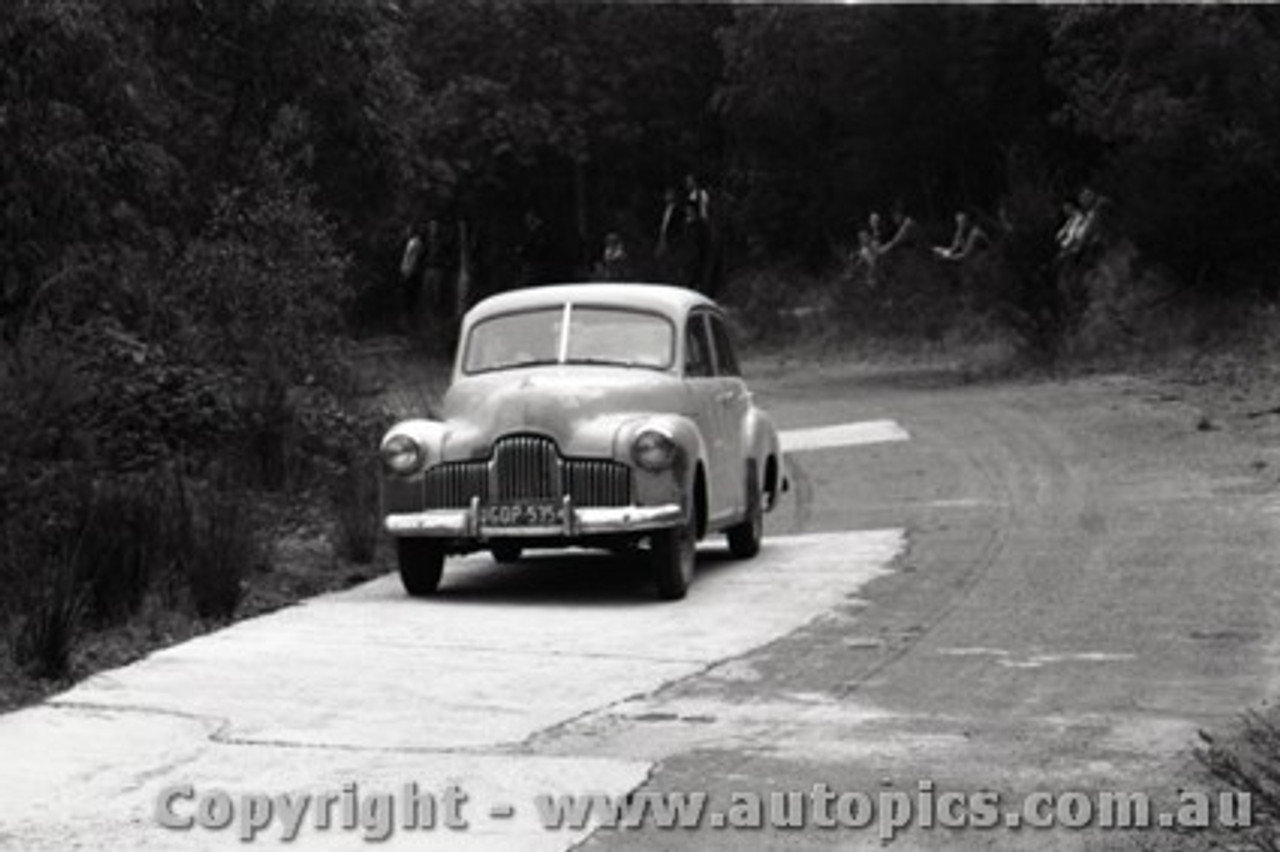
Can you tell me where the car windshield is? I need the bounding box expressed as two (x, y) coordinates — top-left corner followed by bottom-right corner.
(463, 305), (674, 374)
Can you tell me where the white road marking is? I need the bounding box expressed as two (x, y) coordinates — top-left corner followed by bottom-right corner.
(0, 529), (903, 851)
(780, 419), (909, 453)
(996, 652), (1136, 669)
(937, 648), (1136, 669)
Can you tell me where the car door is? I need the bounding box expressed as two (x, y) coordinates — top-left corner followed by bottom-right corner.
(682, 310), (730, 520)
(707, 312), (750, 519)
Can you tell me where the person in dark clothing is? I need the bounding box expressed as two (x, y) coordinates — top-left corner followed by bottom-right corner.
(683, 173), (724, 296)
(654, 187), (683, 282)
(399, 225), (425, 317)
(516, 210), (553, 287)
(679, 203), (707, 292)
(421, 218), (456, 319)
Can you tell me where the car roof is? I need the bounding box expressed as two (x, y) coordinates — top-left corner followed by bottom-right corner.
(463, 283), (718, 325)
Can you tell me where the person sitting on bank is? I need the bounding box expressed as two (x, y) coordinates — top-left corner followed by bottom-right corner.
(880, 202), (922, 255)
(934, 210), (989, 262)
(848, 228), (881, 289)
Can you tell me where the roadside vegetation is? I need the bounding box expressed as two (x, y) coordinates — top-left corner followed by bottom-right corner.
(4, 7), (1280, 818)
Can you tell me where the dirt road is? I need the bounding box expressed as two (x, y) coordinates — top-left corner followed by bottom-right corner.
(566, 361), (1280, 849)
(1, 360), (1276, 850)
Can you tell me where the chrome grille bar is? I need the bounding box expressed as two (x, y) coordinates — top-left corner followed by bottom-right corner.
(565, 459), (631, 507)
(422, 437), (631, 509)
(491, 435), (561, 500)
(424, 461), (488, 508)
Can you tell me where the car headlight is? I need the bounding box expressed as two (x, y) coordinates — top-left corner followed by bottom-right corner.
(381, 434), (423, 474)
(632, 428), (678, 472)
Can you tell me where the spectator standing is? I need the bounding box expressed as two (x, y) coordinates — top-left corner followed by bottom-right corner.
(1075, 186), (1113, 259)
(421, 217), (456, 319)
(684, 173), (723, 296)
(679, 203), (707, 291)
(399, 225), (425, 318)
(1057, 200), (1087, 256)
(654, 187), (683, 282)
(596, 232), (630, 281)
(516, 210), (553, 286)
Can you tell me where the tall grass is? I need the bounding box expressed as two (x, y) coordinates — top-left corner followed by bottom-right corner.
(10, 552), (87, 680)
(332, 460), (380, 564)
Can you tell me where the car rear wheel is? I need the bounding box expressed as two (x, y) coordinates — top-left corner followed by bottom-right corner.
(490, 542), (523, 564)
(397, 539), (445, 597)
(651, 500), (697, 601)
(726, 460), (763, 559)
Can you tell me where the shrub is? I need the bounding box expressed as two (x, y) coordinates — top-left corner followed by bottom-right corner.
(332, 459), (381, 565)
(720, 265), (837, 347)
(985, 154), (1077, 366)
(1196, 711), (1280, 851)
(185, 485), (262, 620)
(71, 472), (194, 627)
(9, 553), (86, 681)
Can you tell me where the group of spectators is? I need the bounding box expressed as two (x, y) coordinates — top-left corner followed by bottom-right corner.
(590, 172), (723, 294)
(396, 173), (726, 336)
(398, 216), (476, 329)
(848, 203), (991, 291)
(652, 173), (723, 296)
(846, 185), (1117, 297)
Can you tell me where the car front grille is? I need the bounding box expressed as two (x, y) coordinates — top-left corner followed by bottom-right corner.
(422, 435), (631, 509)
(565, 459), (631, 508)
(492, 435), (559, 500)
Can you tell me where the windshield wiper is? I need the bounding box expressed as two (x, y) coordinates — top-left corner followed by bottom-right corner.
(472, 357), (559, 374)
(564, 357), (660, 370)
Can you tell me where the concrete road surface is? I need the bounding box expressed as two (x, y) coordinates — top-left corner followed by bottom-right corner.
(2, 361), (1277, 850)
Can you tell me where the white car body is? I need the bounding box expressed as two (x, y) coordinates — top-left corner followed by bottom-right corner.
(379, 283), (783, 599)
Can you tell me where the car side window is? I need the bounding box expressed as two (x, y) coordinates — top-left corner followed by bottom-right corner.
(685, 314), (714, 378)
(708, 315), (741, 377)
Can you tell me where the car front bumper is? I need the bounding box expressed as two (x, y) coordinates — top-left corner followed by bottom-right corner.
(383, 496), (683, 540)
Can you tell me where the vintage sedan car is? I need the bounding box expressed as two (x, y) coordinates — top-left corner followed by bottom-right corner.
(379, 283), (784, 600)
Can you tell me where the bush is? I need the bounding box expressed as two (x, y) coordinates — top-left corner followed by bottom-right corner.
(185, 485), (262, 620)
(720, 265), (837, 347)
(1196, 711), (1280, 851)
(332, 460), (381, 565)
(9, 554), (86, 681)
(70, 471), (195, 627)
(983, 154), (1078, 366)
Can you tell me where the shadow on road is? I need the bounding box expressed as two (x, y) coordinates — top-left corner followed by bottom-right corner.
(423, 547), (745, 607)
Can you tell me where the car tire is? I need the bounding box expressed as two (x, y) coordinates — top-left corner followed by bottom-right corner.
(397, 539), (445, 597)
(726, 460), (763, 559)
(490, 542), (523, 564)
(651, 500), (697, 601)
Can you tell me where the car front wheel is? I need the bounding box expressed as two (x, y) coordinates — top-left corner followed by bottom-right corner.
(726, 460), (763, 559)
(397, 539), (445, 597)
(651, 501), (697, 600)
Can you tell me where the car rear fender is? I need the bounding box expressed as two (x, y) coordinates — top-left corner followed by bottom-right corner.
(742, 406), (783, 507)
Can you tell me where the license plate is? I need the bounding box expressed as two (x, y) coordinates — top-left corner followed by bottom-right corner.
(480, 501), (565, 528)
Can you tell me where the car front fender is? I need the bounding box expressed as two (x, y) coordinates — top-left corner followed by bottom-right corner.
(613, 414), (706, 509)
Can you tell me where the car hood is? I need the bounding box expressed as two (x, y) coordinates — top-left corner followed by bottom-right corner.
(440, 365), (685, 459)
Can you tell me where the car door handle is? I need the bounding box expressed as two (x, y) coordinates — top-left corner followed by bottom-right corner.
(716, 390), (739, 404)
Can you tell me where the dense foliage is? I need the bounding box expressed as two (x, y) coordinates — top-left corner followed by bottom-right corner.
(4, 1), (1280, 677)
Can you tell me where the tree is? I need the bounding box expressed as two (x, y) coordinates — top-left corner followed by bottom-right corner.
(1048, 6), (1280, 296)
